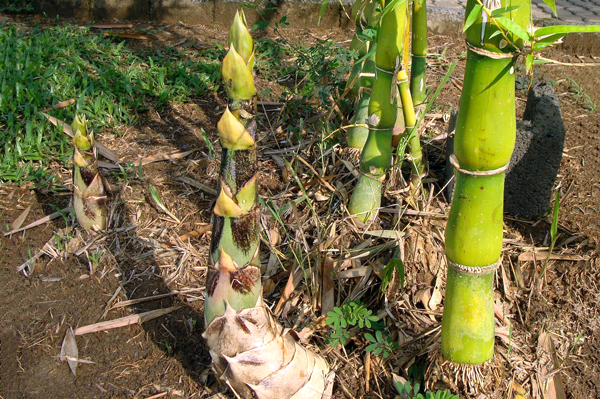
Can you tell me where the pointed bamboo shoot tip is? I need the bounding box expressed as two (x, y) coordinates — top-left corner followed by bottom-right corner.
(213, 186), (244, 217)
(217, 107), (255, 149)
(222, 45), (256, 99)
(73, 147), (89, 167)
(217, 249), (238, 272)
(229, 10), (254, 65)
(72, 114), (93, 150)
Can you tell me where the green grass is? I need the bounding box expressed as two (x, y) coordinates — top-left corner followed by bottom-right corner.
(0, 20), (354, 186)
(0, 21), (222, 184)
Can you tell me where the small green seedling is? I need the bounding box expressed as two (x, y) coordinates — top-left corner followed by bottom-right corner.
(381, 255), (405, 293)
(541, 191), (560, 280)
(396, 380), (459, 399)
(325, 301), (378, 346)
(365, 329), (398, 358)
(149, 185), (180, 223)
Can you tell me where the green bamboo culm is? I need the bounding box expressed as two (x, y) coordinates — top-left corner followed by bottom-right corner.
(205, 10), (261, 326)
(410, 0), (427, 105)
(72, 114), (107, 231)
(346, 0), (371, 100)
(441, 0), (530, 364)
(348, 0), (408, 222)
(397, 69), (424, 189)
(347, 0), (379, 149)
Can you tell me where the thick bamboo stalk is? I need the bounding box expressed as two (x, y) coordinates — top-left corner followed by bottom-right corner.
(348, 0), (408, 222)
(72, 114), (107, 231)
(441, 0), (530, 365)
(347, 0), (379, 150)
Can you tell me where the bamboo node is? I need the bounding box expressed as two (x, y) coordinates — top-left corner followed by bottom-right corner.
(466, 41), (518, 59)
(449, 154), (509, 176)
(447, 258), (500, 275)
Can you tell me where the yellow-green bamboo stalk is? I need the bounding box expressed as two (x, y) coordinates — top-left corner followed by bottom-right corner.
(348, 0), (408, 222)
(397, 69), (424, 189)
(410, 0), (428, 105)
(348, 0), (379, 150)
(72, 114), (107, 231)
(441, 0), (530, 365)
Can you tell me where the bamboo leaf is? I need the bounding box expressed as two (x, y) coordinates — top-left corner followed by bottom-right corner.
(494, 16), (532, 42)
(550, 192), (560, 243)
(533, 33), (566, 50)
(11, 204), (32, 231)
(541, 0), (557, 17)
(488, 29), (503, 39)
(356, 42), (377, 65)
(318, 0), (328, 25)
(534, 24), (600, 38)
(74, 306), (182, 335)
(60, 327), (79, 375)
(464, 5), (482, 33)
(490, 5), (523, 17)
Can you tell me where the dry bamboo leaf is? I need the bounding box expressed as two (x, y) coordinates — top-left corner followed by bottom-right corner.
(537, 332), (567, 399)
(518, 251), (588, 262)
(274, 266), (303, 316)
(428, 269), (443, 312)
(74, 306), (182, 335)
(494, 299), (511, 326)
(321, 257), (335, 315)
(336, 266), (369, 279)
(60, 327), (78, 375)
(43, 99), (75, 111)
(97, 160), (120, 170)
(6, 206), (72, 237)
(176, 224), (212, 243)
(134, 150), (193, 166)
(91, 23), (134, 28)
(175, 176), (218, 196)
(10, 204), (31, 231)
(363, 229), (404, 240)
(102, 32), (157, 40)
(110, 289), (204, 309)
(415, 288), (432, 310)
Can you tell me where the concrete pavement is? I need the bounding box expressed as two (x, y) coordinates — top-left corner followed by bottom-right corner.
(429, 0), (600, 24)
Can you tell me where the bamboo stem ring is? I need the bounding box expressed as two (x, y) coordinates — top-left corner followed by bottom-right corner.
(374, 64), (396, 75)
(367, 124), (392, 131)
(466, 41), (518, 59)
(447, 258), (501, 275)
(449, 154), (509, 176)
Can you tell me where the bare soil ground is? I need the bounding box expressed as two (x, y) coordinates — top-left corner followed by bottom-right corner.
(1, 16), (599, 399)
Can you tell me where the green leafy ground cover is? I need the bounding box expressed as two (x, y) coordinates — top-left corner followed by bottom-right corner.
(0, 22), (221, 183)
